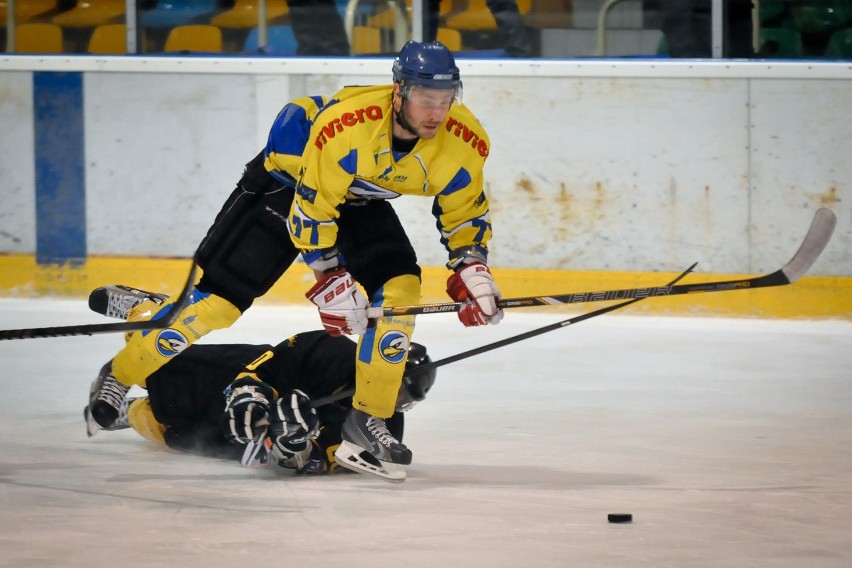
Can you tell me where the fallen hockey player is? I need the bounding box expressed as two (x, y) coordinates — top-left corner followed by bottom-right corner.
(86, 285), (436, 478)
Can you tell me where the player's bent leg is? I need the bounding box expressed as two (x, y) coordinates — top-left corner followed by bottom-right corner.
(112, 290), (241, 389)
(126, 398), (167, 445)
(335, 274), (419, 483)
(88, 284), (169, 321)
(86, 291), (240, 435)
(352, 274), (420, 416)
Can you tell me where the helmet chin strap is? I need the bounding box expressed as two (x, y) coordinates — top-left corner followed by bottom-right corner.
(393, 97), (420, 138)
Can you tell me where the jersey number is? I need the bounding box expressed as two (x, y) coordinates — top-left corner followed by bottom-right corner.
(245, 350), (275, 371)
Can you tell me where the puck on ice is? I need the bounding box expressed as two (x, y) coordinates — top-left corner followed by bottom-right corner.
(607, 513), (633, 523)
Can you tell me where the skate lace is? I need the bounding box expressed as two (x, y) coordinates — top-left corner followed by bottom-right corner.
(106, 292), (142, 319)
(365, 416), (399, 447)
(98, 375), (129, 408)
(115, 397), (134, 425)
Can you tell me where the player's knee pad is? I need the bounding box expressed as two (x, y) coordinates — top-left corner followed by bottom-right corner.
(127, 398), (167, 446)
(371, 273), (420, 334)
(373, 274), (421, 308)
(112, 291), (241, 388)
(352, 275), (420, 417)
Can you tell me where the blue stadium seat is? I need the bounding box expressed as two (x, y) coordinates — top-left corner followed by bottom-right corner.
(244, 25), (298, 54)
(140, 0), (221, 29)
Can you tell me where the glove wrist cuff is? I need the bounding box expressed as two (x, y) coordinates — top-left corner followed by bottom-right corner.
(447, 246), (488, 270)
(303, 247), (342, 273)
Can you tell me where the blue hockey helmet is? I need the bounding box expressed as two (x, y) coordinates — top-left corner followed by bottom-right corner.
(392, 40), (461, 93)
(395, 342), (436, 412)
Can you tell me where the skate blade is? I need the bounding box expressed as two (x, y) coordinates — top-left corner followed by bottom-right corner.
(83, 406), (100, 438)
(334, 441), (407, 483)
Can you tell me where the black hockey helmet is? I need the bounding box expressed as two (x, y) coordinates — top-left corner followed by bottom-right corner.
(395, 342), (436, 412)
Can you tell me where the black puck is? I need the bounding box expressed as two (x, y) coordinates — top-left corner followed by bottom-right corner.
(607, 513), (633, 523)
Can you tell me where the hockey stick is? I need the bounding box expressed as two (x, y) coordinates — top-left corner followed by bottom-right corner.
(309, 263), (698, 408)
(0, 260), (199, 340)
(243, 266), (694, 465)
(365, 207), (837, 319)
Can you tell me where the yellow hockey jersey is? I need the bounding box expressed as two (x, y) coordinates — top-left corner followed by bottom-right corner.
(263, 85), (493, 263)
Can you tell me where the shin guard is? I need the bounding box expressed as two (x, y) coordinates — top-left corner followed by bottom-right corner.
(352, 274), (420, 418)
(112, 290), (241, 388)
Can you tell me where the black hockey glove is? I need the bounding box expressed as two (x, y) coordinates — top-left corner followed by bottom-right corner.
(268, 390), (323, 473)
(222, 377), (275, 444)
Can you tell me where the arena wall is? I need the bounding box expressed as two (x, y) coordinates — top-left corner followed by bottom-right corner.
(0, 56), (849, 318)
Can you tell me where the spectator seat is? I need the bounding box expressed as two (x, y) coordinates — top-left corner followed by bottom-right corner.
(52, 0), (125, 27)
(243, 24), (298, 53)
(352, 24), (380, 53)
(445, 0), (531, 31)
(15, 22), (63, 52)
(88, 23), (127, 53)
(163, 23), (223, 52)
(436, 26), (461, 50)
(211, 0), (289, 29)
(141, 0), (221, 29)
(0, 0), (56, 26)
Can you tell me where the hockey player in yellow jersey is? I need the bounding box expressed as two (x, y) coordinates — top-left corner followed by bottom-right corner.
(85, 40), (503, 482)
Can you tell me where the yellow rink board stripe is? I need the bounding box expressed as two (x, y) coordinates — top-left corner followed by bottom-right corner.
(0, 254), (849, 320)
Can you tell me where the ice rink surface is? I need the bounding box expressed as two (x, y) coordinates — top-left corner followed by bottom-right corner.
(0, 298), (850, 568)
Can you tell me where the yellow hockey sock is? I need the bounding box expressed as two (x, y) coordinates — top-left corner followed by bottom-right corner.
(126, 398), (167, 446)
(112, 291), (241, 388)
(353, 274), (420, 418)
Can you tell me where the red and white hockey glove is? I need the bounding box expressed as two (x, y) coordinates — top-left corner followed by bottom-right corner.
(306, 268), (369, 336)
(446, 262), (504, 327)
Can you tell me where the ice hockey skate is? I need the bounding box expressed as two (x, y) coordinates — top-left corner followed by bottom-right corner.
(84, 361), (130, 437)
(85, 395), (141, 436)
(106, 396), (142, 431)
(88, 284), (168, 320)
(334, 408), (412, 483)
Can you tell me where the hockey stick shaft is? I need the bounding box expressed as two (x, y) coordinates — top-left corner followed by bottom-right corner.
(0, 260), (199, 340)
(365, 208), (836, 319)
(309, 263), (697, 408)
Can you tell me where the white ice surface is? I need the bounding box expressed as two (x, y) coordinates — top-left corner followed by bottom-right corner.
(0, 299), (851, 568)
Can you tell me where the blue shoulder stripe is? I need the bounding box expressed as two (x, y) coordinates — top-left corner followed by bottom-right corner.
(338, 149), (358, 175)
(265, 101), (313, 157)
(440, 167), (472, 196)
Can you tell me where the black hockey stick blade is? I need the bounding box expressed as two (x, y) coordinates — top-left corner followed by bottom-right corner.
(0, 260), (198, 340)
(310, 263), (697, 408)
(367, 207), (837, 318)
